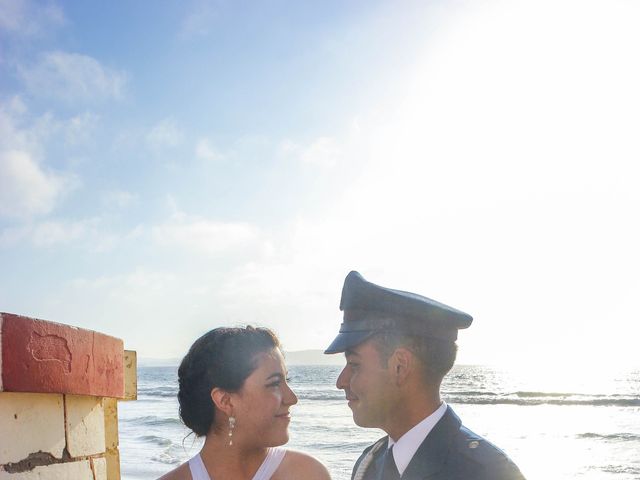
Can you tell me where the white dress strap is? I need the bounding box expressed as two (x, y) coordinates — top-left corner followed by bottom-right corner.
(187, 448), (286, 480)
(188, 453), (211, 480)
(251, 447), (287, 480)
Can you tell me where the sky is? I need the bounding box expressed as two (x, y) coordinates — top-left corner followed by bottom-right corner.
(1, 0), (640, 367)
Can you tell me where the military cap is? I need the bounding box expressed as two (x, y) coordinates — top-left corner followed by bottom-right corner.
(324, 271), (473, 354)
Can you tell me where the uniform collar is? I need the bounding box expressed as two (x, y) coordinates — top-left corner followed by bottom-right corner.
(386, 401), (448, 475)
(401, 405), (463, 479)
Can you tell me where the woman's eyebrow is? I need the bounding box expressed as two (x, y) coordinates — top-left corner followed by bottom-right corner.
(266, 372), (284, 381)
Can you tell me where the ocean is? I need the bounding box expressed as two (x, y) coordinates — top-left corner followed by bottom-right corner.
(119, 364), (640, 479)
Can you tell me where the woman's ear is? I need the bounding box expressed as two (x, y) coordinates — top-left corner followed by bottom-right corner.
(211, 387), (234, 416)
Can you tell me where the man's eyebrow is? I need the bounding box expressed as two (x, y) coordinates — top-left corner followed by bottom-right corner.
(344, 349), (360, 358)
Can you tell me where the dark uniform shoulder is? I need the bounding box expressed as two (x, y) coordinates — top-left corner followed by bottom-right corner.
(351, 436), (386, 480)
(448, 425), (526, 480)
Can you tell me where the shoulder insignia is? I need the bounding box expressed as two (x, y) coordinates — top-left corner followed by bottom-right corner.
(468, 440), (480, 449)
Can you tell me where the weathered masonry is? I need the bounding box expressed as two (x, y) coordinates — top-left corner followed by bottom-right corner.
(0, 312), (137, 479)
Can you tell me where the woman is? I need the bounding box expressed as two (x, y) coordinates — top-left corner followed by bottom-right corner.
(159, 326), (331, 480)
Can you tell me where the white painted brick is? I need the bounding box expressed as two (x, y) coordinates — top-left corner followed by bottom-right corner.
(64, 395), (105, 457)
(123, 351), (137, 401)
(0, 392), (65, 464)
(91, 457), (107, 480)
(0, 460), (93, 479)
(103, 398), (118, 451)
(105, 449), (120, 480)
(0, 314), (4, 391)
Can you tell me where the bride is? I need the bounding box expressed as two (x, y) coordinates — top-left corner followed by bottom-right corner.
(159, 326), (331, 480)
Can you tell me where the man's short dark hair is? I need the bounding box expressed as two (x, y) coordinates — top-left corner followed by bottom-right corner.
(371, 331), (457, 385)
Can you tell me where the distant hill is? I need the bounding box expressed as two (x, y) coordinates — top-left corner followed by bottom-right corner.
(138, 357), (181, 367)
(138, 349), (344, 367)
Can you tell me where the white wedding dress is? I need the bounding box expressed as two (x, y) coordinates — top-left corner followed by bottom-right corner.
(188, 447), (287, 480)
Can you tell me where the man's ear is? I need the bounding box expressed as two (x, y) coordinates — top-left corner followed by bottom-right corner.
(211, 387), (234, 417)
(389, 347), (413, 386)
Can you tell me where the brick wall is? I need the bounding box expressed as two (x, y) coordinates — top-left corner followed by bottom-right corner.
(0, 313), (137, 479)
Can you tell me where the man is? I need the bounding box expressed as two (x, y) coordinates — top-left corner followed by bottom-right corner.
(325, 271), (526, 480)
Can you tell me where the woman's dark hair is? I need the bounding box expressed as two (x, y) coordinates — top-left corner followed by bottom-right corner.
(178, 326), (280, 436)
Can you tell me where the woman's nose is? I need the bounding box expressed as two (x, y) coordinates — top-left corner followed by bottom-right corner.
(284, 382), (298, 405)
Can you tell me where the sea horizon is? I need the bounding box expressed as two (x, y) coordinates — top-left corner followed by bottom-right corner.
(137, 349), (640, 369)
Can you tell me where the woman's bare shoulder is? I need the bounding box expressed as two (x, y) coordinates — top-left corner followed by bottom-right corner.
(157, 462), (191, 480)
(279, 449), (331, 479)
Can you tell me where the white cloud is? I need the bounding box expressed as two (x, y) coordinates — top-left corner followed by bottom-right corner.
(3, 95), (27, 116)
(5, 0), (639, 366)
(102, 190), (137, 209)
(0, 99), (98, 153)
(18, 51), (127, 104)
(0, 225), (27, 246)
(301, 137), (342, 167)
(0, 97), (30, 151)
(152, 213), (265, 256)
(189, 0), (640, 359)
(48, 261), (329, 357)
(0, 218), (89, 247)
(0, 0), (65, 36)
(0, 150), (75, 218)
(280, 136), (343, 168)
(71, 269), (178, 294)
(0, 99), (90, 219)
(146, 118), (184, 150)
(179, 2), (218, 38)
(195, 138), (222, 161)
(50, 268), (207, 357)
(30, 219), (89, 246)
(64, 112), (99, 146)
(0, 217), (143, 251)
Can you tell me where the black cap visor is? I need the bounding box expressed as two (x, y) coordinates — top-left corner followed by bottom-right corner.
(324, 330), (376, 354)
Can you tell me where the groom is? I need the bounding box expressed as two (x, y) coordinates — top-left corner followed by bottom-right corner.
(325, 271), (526, 480)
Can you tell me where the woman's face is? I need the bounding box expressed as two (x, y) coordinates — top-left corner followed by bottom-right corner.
(232, 347), (298, 447)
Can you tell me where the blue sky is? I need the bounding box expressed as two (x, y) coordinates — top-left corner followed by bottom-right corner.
(2, 0), (640, 367)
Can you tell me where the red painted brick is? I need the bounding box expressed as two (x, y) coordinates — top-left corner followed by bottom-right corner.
(0, 313), (125, 398)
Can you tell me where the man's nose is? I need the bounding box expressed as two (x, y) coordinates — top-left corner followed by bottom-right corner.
(336, 365), (349, 390)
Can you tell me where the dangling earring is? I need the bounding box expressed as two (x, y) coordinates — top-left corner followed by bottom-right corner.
(228, 416), (236, 446)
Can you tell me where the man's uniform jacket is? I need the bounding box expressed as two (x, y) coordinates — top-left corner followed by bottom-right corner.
(351, 406), (526, 480)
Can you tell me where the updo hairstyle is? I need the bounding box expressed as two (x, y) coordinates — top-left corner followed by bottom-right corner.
(178, 326), (280, 436)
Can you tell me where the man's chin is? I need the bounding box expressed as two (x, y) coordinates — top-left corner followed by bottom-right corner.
(351, 410), (377, 429)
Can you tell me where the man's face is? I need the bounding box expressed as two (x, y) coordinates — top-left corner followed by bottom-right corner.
(335, 338), (397, 429)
